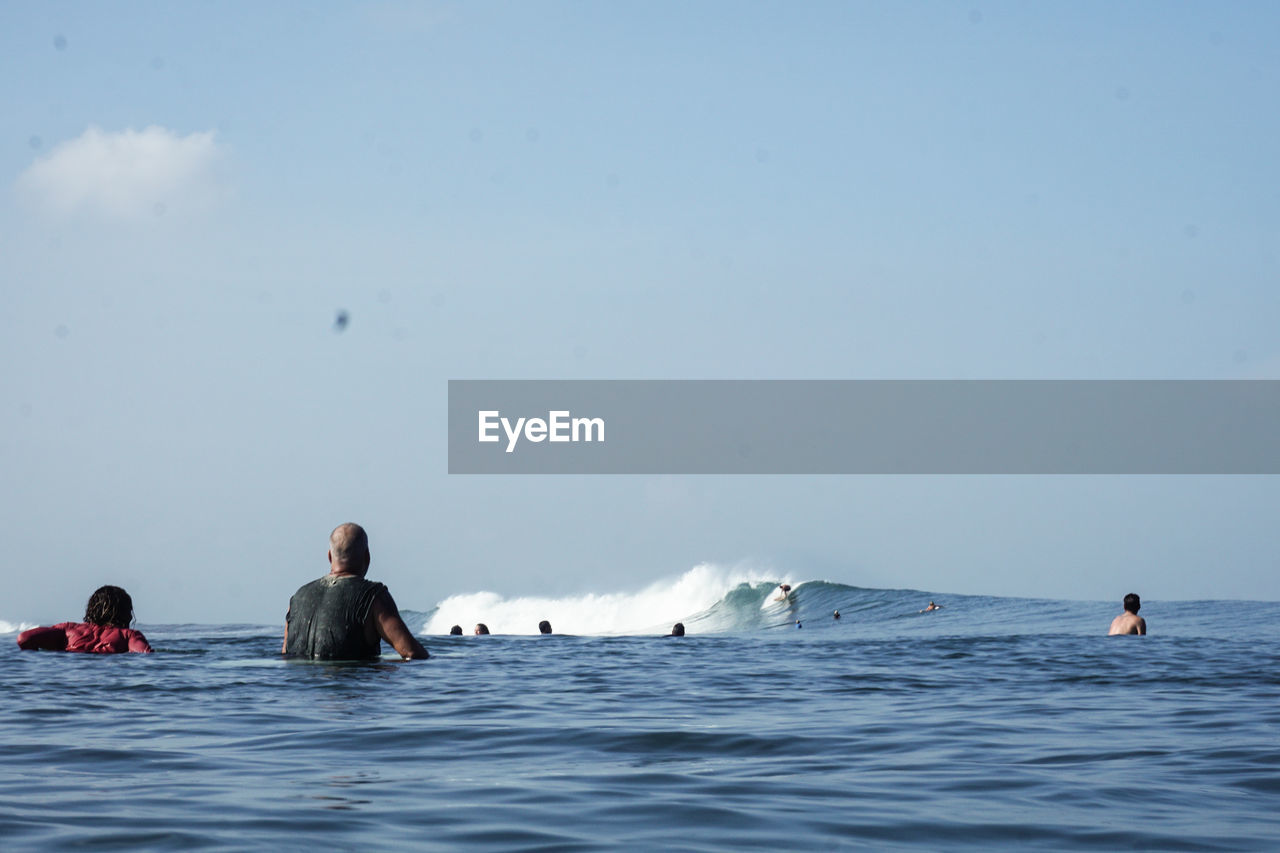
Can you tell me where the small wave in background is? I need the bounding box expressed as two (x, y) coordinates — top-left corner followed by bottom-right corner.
(413, 562), (794, 636)
(403, 563), (1275, 640)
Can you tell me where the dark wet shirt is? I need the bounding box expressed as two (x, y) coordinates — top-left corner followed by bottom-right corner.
(285, 575), (386, 660)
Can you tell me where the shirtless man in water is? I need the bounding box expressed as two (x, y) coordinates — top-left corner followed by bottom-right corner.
(1108, 593), (1147, 635)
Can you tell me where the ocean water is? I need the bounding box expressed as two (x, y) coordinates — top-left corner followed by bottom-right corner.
(3, 574), (1279, 851)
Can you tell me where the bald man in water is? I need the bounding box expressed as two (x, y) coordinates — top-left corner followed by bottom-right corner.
(283, 523), (428, 660)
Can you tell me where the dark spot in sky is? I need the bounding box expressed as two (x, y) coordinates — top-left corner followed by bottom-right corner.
(469, 128), (483, 143)
(334, 310), (350, 332)
(755, 147), (770, 164)
(53, 34), (67, 51)
(526, 127), (540, 143)
(606, 172), (620, 188)
(1115, 87), (1130, 101)
(1184, 224), (1199, 239)
(151, 57), (165, 71)
(1181, 289), (1196, 304)
(968, 9), (983, 24)
(54, 324), (69, 339)
(28, 136), (42, 149)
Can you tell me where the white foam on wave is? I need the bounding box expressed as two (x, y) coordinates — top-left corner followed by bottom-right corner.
(423, 563), (790, 636)
(0, 620), (36, 635)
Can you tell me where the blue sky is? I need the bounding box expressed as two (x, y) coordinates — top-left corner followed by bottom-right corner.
(2, 2), (1278, 624)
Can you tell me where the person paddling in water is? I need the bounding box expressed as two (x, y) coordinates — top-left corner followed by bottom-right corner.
(283, 523), (428, 660)
(1108, 593), (1147, 635)
(17, 585), (153, 653)
(920, 601), (942, 613)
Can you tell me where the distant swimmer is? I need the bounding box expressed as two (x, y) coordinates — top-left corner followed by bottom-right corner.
(796, 619), (802, 629)
(283, 523), (428, 661)
(920, 601), (942, 613)
(773, 583), (793, 602)
(474, 623), (490, 635)
(538, 620), (552, 635)
(449, 625), (463, 636)
(833, 610), (841, 620)
(668, 622), (685, 637)
(16, 585), (152, 654)
(1108, 593), (1147, 636)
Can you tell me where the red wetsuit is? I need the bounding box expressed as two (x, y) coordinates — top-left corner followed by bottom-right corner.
(16, 622), (153, 654)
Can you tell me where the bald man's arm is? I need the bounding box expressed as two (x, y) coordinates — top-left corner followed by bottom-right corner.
(371, 589), (429, 660)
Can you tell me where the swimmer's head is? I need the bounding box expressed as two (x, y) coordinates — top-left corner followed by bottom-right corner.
(449, 625), (463, 636)
(833, 610), (840, 619)
(669, 622), (685, 637)
(780, 584), (791, 592)
(85, 585), (133, 628)
(474, 623), (490, 635)
(1123, 593), (1141, 614)
(538, 620), (552, 634)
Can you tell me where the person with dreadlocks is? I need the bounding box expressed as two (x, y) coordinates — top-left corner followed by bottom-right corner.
(16, 585), (153, 653)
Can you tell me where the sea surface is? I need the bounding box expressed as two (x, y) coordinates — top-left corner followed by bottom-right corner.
(3, 576), (1279, 851)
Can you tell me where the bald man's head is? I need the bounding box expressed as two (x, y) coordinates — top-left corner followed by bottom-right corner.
(329, 523), (371, 575)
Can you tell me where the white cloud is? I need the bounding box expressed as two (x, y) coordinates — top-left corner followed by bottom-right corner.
(16, 125), (227, 221)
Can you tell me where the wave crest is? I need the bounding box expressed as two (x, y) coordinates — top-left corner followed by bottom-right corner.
(420, 563), (790, 636)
